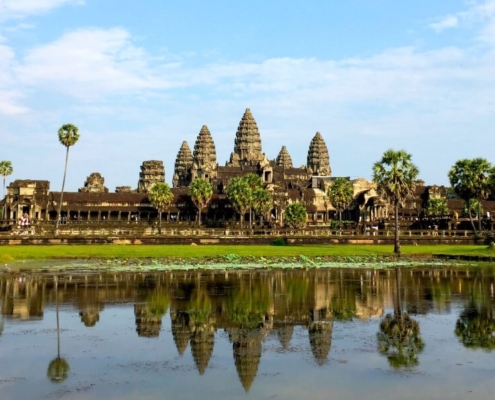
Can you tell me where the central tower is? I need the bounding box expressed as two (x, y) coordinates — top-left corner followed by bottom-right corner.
(229, 108), (263, 166)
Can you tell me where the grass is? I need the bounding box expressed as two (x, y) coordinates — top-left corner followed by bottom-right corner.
(0, 244), (494, 263)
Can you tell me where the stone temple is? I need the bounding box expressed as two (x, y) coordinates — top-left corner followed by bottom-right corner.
(3, 108), (491, 228)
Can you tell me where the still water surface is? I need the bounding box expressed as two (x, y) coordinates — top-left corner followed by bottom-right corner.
(1, 266), (495, 399)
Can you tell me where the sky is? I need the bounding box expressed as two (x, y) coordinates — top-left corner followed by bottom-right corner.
(1, 0), (494, 191)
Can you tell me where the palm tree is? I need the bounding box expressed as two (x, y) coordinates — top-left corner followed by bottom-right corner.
(425, 198), (449, 218)
(47, 279), (70, 383)
(327, 177), (354, 230)
(373, 149), (419, 256)
(377, 268), (424, 369)
(251, 187), (272, 226)
(148, 182), (174, 234)
(244, 174), (263, 228)
(0, 160), (13, 221)
(56, 124), (80, 234)
(226, 177), (252, 229)
(188, 178), (213, 226)
(284, 202), (307, 228)
(448, 158), (494, 232)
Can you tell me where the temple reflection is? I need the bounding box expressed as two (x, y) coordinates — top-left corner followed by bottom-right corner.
(1, 266), (494, 390)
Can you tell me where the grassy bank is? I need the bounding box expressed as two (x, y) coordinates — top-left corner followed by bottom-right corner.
(1, 244), (494, 263)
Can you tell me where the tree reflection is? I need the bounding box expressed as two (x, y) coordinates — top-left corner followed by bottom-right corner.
(377, 268), (424, 368)
(47, 278), (70, 383)
(455, 276), (495, 351)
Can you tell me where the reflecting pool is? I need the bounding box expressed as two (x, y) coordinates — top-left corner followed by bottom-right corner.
(1, 266), (495, 399)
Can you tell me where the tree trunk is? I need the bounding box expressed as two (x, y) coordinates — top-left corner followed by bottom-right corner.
(240, 211), (243, 229)
(478, 198), (482, 232)
(394, 199), (401, 256)
(249, 206), (252, 229)
(198, 206), (202, 226)
(468, 207), (477, 232)
(339, 210), (342, 232)
(158, 210), (162, 234)
(2, 176), (5, 221)
(56, 146), (70, 235)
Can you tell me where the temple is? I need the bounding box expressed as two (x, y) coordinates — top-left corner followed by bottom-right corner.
(1, 108), (495, 229)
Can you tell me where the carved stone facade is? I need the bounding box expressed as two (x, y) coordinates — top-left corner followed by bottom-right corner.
(137, 160), (165, 193)
(79, 172), (108, 193)
(191, 126), (217, 181)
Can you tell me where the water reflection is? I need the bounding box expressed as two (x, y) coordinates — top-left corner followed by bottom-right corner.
(1, 266), (495, 397)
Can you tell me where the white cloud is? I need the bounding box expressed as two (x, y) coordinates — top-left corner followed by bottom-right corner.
(430, 15), (459, 32)
(0, 0), (83, 20)
(17, 28), (167, 98)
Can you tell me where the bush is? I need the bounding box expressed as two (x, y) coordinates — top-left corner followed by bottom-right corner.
(271, 237), (287, 246)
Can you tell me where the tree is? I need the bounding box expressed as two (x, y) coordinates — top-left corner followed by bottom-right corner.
(56, 124), (80, 235)
(251, 187), (272, 225)
(244, 174), (264, 228)
(148, 182), (174, 234)
(373, 149), (419, 256)
(0, 160), (13, 221)
(327, 178), (354, 229)
(448, 158), (494, 232)
(188, 178), (213, 226)
(226, 177), (252, 229)
(377, 268), (424, 369)
(425, 198), (449, 218)
(284, 202), (307, 228)
(47, 279), (70, 383)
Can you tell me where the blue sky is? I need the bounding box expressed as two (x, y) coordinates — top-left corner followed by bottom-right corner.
(1, 0), (494, 191)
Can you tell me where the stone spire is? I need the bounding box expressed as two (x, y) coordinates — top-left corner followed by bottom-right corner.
(230, 108), (263, 166)
(276, 146), (293, 169)
(192, 126), (217, 181)
(173, 141), (193, 188)
(309, 321), (333, 366)
(137, 160), (165, 193)
(79, 172), (109, 193)
(306, 132), (331, 176)
(190, 324), (215, 375)
(171, 311), (191, 355)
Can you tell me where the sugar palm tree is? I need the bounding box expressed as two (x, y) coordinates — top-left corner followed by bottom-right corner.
(373, 149), (419, 256)
(448, 158), (494, 232)
(47, 279), (70, 383)
(56, 124), (80, 234)
(226, 177), (252, 229)
(0, 160), (13, 221)
(327, 177), (354, 230)
(148, 182), (174, 234)
(188, 178), (213, 226)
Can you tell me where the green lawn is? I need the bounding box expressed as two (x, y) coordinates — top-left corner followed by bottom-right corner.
(0, 244), (493, 262)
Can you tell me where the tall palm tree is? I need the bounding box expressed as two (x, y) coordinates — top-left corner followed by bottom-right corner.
(0, 160), (13, 221)
(148, 182), (174, 234)
(47, 279), (70, 383)
(448, 158), (494, 232)
(188, 178), (213, 226)
(373, 149), (419, 256)
(56, 124), (80, 234)
(327, 177), (354, 230)
(226, 177), (252, 229)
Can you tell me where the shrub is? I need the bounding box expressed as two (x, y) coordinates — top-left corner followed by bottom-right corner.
(271, 237), (287, 246)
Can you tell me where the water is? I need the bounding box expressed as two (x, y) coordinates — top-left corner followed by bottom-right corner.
(1, 266), (495, 399)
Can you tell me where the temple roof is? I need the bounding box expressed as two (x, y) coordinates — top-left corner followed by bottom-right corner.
(231, 108), (263, 165)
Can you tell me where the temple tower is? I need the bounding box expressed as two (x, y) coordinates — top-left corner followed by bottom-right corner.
(276, 146), (293, 169)
(79, 172), (108, 193)
(191, 125), (217, 181)
(307, 132), (331, 176)
(229, 108), (263, 166)
(137, 160), (165, 193)
(173, 141), (193, 188)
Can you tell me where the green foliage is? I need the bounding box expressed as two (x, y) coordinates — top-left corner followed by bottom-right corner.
(252, 186), (272, 216)
(449, 158), (494, 231)
(455, 305), (495, 351)
(463, 199), (483, 217)
(148, 182), (174, 212)
(188, 178), (213, 225)
(284, 202), (307, 228)
(146, 290), (170, 317)
(327, 178), (354, 214)
(0, 160), (13, 183)
(58, 124), (80, 148)
(271, 237), (287, 246)
(425, 198), (449, 218)
(47, 357), (70, 383)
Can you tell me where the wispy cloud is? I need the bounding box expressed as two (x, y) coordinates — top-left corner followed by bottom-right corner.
(0, 0), (84, 20)
(430, 15), (459, 32)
